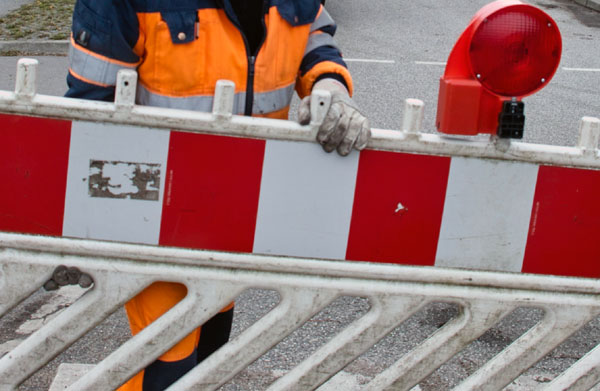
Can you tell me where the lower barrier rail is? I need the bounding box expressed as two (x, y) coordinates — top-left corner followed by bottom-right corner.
(2, 232), (600, 391)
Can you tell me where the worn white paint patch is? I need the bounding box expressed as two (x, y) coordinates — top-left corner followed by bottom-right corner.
(49, 363), (94, 391)
(253, 140), (359, 260)
(317, 371), (366, 391)
(0, 339), (23, 357)
(503, 372), (555, 390)
(435, 157), (538, 272)
(17, 285), (85, 335)
(317, 372), (423, 391)
(62, 121), (169, 244)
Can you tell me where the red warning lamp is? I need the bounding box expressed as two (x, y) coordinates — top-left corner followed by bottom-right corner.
(436, 0), (562, 138)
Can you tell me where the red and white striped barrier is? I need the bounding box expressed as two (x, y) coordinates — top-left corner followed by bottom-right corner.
(2, 112), (599, 279)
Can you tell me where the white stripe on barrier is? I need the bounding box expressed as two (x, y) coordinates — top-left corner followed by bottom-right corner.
(253, 140), (359, 259)
(62, 121), (170, 244)
(435, 157), (539, 272)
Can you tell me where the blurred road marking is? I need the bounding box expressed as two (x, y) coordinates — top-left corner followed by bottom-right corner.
(415, 61), (446, 65)
(49, 363), (93, 391)
(16, 285), (86, 335)
(415, 62), (600, 73)
(317, 371), (422, 390)
(563, 67), (600, 72)
(318, 371), (365, 390)
(345, 58), (395, 64)
(506, 372), (557, 390)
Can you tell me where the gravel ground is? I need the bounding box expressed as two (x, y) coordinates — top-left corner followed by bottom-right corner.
(0, 0), (73, 40)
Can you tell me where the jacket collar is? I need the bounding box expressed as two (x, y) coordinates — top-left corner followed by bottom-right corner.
(219, 0), (321, 26)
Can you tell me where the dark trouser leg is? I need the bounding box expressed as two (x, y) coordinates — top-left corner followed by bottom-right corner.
(197, 307), (234, 363)
(142, 350), (197, 391)
(142, 307), (234, 391)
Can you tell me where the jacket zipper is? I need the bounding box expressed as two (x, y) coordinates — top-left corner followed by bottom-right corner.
(223, 1), (268, 116)
(245, 56), (256, 115)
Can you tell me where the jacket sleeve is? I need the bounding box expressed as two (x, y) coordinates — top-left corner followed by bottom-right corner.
(296, 6), (354, 99)
(65, 0), (143, 101)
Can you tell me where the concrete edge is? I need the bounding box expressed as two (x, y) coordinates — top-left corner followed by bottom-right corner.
(0, 40), (68, 56)
(573, 0), (600, 11)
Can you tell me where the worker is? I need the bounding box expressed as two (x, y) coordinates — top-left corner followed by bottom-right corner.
(66, 0), (370, 389)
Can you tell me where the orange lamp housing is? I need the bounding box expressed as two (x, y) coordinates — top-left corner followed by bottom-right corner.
(436, 0), (562, 138)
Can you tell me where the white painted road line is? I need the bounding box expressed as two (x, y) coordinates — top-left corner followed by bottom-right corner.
(344, 58), (396, 64)
(414, 62), (600, 73)
(415, 61), (447, 66)
(49, 363), (93, 391)
(317, 371), (367, 390)
(562, 67), (600, 72)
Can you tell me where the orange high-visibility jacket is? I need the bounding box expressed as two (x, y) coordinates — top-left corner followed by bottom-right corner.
(66, 0), (353, 119)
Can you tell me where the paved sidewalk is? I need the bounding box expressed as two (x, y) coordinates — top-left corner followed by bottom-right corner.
(0, 0), (68, 55)
(0, 0), (34, 16)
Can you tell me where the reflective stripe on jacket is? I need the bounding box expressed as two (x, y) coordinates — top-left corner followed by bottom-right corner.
(66, 0), (353, 120)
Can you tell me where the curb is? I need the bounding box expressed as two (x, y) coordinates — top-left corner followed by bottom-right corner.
(573, 0), (600, 11)
(0, 40), (68, 56)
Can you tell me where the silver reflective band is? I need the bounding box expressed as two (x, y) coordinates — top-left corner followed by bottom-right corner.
(137, 84), (244, 113)
(310, 8), (335, 33)
(69, 43), (138, 86)
(304, 32), (338, 56)
(137, 83), (295, 115)
(252, 83), (295, 114)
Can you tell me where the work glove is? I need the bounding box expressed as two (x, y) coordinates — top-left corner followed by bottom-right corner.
(298, 78), (371, 156)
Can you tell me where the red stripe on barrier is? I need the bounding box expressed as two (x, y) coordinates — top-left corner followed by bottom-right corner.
(0, 114), (71, 236)
(159, 132), (265, 252)
(346, 150), (451, 265)
(522, 166), (600, 278)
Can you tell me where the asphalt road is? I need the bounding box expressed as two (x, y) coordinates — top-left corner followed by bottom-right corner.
(328, 0), (600, 147)
(0, 0), (599, 390)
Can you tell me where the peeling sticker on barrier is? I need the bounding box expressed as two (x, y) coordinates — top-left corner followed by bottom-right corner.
(88, 160), (161, 201)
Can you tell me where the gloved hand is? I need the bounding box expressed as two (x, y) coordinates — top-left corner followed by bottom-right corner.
(298, 78), (371, 156)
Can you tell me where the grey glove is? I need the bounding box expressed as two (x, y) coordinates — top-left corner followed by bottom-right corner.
(298, 78), (371, 156)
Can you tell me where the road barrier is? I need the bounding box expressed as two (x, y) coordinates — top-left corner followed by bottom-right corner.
(1, 58), (600, 390)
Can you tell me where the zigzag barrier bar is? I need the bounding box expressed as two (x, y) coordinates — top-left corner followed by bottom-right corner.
(2, 233), (600, 391)
(1, 58), (600, 390)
